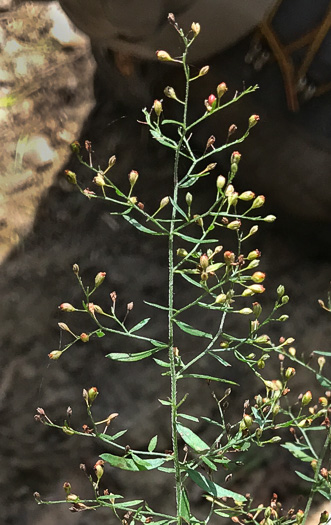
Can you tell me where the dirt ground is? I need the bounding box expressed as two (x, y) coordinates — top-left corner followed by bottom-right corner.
(1, 3), (331, 525)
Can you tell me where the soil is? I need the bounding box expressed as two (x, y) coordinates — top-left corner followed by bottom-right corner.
(0, 3), (330, 525)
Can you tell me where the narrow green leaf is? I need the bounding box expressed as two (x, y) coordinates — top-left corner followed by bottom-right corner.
(317, 488), (331, 501)
(97, 494), (124, 501)
(208, 352), (231, 367)
(202, 456), (218, 471)
(316, 373), (331, 388)
(130, 317), (151, 333)
(123, 215), (163, 235)
(175, 232), (219, 244)
(153, 358), (170, 368)
(148, 435), (158, 452)
(169, 197), (187, 220)
(200, 416), (223, 428)
(207, 263), (224, 272)
(178, 413), (199, 423)
(177, 423), (209, 453)
(96, 330), (105, 338)
(106, 347), (160, 362)
(144, 301), (170, 311)
(113, 500), (144, 509)
(281, 443), (314, 462)
(313, 350), (331, 356)
(162, 119), (183, 126)
(101, 453), (166, 471)
(98, 430), (127, 443)
(179, 374), (237, 385)
(187, 469), (246, 502)
(174, 320), (213, 339)
(179, 488), (191, 524)
(294, 471), (314, 483)
(178, 272), (204, 289)
(158, 398), (171, 406)
(179, 178), (199, 189)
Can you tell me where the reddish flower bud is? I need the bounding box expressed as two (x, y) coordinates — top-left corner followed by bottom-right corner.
(302, 390), (312, 406)
(247, 249), (261, 260)
(217, 82), (228, 98)
(88, 387), (98, 404)
(224, 250), (235, 264)
(80, 333), (89, 343)
(285, 367), (296, 379)
(59, 303), (75, 312)
(231, 151), (241, 164)
(95, 271), (106, 288)
(64, 170), (77, 185)
(128, 170), (139, 187)
(48, 350), (63, 360)
(252, 195), (265, 209)
(94, 460), (105, 481)
(208, 94), (216, 106)
(248, 114), (260, 129)
(251, 271), (265, 283)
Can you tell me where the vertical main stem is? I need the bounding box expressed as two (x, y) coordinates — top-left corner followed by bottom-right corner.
(168, 46), (190, 525)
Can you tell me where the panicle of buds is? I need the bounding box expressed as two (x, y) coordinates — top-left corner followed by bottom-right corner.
(217, 82), (228, 98)
(191, 22), (200, 36)
(153, 100), (162, 117)
(251, 195), (265, 209)
(128, 170), (139, 187)
(95, 271), (106, 288)
(156, 50), (173, 62)
(59, 303), (76, 312)
(64, 170), (77, 185)
(248, 114), (260, 129)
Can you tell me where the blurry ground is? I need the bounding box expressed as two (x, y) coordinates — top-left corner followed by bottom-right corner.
(0, 2), (330, 525)
(0, 0), (95, 262)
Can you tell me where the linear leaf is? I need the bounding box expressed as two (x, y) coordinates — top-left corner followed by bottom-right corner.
(162, 119), (183, 125)
(281, 443), (314, 462)
(179, 488), (191, 524)
(179, 374), (237, 385)
(169, 197), (187, 220)
(113, 500), (144, 509)
(316, 373), (331, 388)
(187, 469), (246, 502)
(294, 471), (314, 483)
(208, 352), (232, 367)
(98, 430), (127, 443)
(202, 456), (218, 471)
(158, 398), (171, 406)
(106, 347), (160, 362)
(178, 272), (204, 289)
(144, 301), (170, 311)
(101, 452), (166, 471)
(153, 358), (170, 368)
(148, 435), (158, 452)
(130, 317), (151, 333)
(174, 320), (212, 339)
(123, 215), (163, 235)
(178, 413), (200, 423)
(177, 423), (209, 453)
(313, 351), (331, 356)
(179, 177), (199, 189)
(175, 232), (219, 244)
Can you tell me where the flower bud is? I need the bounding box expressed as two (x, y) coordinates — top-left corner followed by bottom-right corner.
(297, 418), (312, 428)
(255, 334), (271, 344)
(248, 114), (260, 129)
(95, 271), (106, 288)
(319, 511), (329, 524)
(153, 100), (162, 117)
(318, 356), (326, 371)
(208, 94), (216, 107)
(62, 426), (75, 435)
(59, 303), (75, 312)
(288, 346), (296, 356)
(185, 192), (193, 206)
(64, 170), (77, 185)
(256, 427), (263, 438)
(216, 175), (226, 191)
(248, 284), (265, 294)
(264, 215), (276, 223)
(63, 482), (72, 495)
(225, 184), (235, 196)
(227, 220), (241, 230)
(199, 65), (209, 77)
(224, 251), (235, 265)
(243, 414), (253, 428)
(217, 82), (228, 98)
(231, 151), (241, 164)
(128, 170), (139, 187)
(228, 192), (239, 206)
(311, 459), (318, 471)
(302, 390), (312, 406)
(72, 263), (79, 275)
(127, 301), (134, 311)
(269, 436), (282, 443)
(239, 191), (255, 201)
(285, 367), (296, 380)
(278, 314), (289, 321)
(215, 293), (227, 304)
(251, 195), (265, 209)
(177, 248), (188, 257)
(156, 50), (173, 62)
(70, 141), (81, 154)
(80, 333), (89, 343)
(281, 295), (289, 304)
(93, 173), (105, 187)
(160, 196), (169, 209)
(319, 396), (328, 407)
(251, 272), (265, 283)
(66, 493), (79, 502)
(193, 214), (203, 228)
(88, 387), (98, 405)
(277, 285), (285, 297)
(48, 350), (63, 360)
(164, 86), (177, 99)
(257, 358), (265, 369)
(108, 155), (116, 168)
(296, 510), (304, 524)
(191, 22), (200, 36)
(200, 254), (209, 270)
(239, 308), (253, 315)
(58, 322), (70, 332)
(252, 302), (262, 318)
(94, 460), (105, 481)
(247, 249), (261, 260)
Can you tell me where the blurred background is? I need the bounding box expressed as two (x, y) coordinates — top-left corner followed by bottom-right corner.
(1, 1), (331, 523)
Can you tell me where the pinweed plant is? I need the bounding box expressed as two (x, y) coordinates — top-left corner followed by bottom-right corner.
(34, 15), (331, 525)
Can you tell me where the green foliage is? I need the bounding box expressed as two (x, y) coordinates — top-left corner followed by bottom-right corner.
(34, 14), (330, 525)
